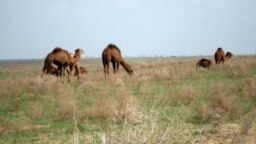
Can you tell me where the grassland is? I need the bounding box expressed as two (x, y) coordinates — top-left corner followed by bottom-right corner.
(0, 56), (256, 143)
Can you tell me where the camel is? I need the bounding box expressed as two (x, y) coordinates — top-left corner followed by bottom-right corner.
(74, 66), (87, 76)
(42, 47), (72, 82)
(69, 49), (83, 80)
(225, 52), (233, 59)
(214, 47), (226, 64)
(102, 44), (133, 77)
(196, 59), (212, 69)
(46, 65), (58, 76)
(41, 47), (83, 82)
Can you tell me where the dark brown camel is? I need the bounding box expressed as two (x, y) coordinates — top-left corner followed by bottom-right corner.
(225, 52), (233, 59)
(46, 65), (58, 76)
(42, 47), (72, 82)
(102, 44), (133, 77)
(214, 47), (226, 64)
(196, 59), (212, 69)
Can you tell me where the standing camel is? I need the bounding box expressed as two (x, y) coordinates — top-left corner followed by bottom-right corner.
(41, 47), (83, 82)
(102, 44), (133, 77)
(42, 47), (72, 82)
(214, 47), (225, 64)
(69, 49), (83, 80)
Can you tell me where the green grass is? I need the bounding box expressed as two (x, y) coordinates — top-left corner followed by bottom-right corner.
(0, 56), (256, 143)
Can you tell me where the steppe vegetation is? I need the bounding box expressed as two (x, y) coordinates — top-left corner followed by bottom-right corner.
(0, 56), (255, 143)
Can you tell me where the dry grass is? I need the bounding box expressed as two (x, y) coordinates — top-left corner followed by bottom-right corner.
(0, 56), (255, 143)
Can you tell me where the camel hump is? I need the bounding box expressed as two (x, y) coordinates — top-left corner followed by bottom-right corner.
(52, 47), (63, 53)
(107, 43), (121, 54)
(108, 43), (117, 48)
(217, 47), (223, 51)
(201, 58), (208, 61)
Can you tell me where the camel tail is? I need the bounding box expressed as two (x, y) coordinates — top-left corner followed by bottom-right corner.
(120, 60), (133, 76)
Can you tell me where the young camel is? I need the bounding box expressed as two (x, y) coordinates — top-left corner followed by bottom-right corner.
(102, 44), (133, 77)
(74, 66), (87, 76)
(69, 49), (83, 80)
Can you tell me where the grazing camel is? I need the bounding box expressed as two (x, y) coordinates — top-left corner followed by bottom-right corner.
(225, 52), (233, 59)
(102, 44), (133, 77)
(214, 47), (226, 64)
(196, 59), (212, 69)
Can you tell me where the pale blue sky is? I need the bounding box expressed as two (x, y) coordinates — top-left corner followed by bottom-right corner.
(0, 0), (255, 59)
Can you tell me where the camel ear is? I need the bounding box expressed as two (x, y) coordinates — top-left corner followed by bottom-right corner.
(80, 49), (84, 54)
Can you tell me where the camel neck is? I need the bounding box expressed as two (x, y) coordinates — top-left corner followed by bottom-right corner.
(74, 53), (81, 59)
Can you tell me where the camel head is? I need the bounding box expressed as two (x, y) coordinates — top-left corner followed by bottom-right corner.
(126, 63), (134, 76)
(75, 48), (84, 54)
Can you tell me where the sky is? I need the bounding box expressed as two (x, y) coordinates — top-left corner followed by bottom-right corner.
(0, 0), (256, 59)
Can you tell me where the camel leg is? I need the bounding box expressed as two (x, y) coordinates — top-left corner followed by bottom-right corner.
(107, 62), (110, 75)
(103, 61), (109, 79)
(116, 61), (120, 73)
(69, 65), (74, 76)
(75, 63), (81, 80)
(112, 60), (116, 74)
(66, 67), (70, 83)
(60, 66), (65, 83)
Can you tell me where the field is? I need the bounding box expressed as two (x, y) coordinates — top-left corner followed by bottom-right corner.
(0, 56), (256, 143)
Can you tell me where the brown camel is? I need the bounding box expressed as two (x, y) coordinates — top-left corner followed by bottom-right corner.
(41, 47), (83, 82)
(214, 47), (226, 64)
(196, 59), (212, 69)
(102, 44), (133, 77)
(42, 47), (72, 82)
(46, 65), (58, 76)
(225, 52), (233, 59)
(74, 66), (87, 76)
(69, 49), (83, 80)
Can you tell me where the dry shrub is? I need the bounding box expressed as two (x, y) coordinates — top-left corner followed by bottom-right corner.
(86, 96), (114, 120)
(165, 85), (197, 106)
(178, 85), (198, 105)
(193, 84), (239, 124)
(106, 106), (204, 144)
(84, 77), (142, 124)
(56, 85), (77, 120)
(113, 78), (142, 124)
(240, 109), (256, 134)
(0, 79), (23, 100)
(196, 102), (211, 123)
(211, 84), (235, 112)
(243, 79), (256, 101)
(225, 57), (253, 79)
(27, 101), (44, 119)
